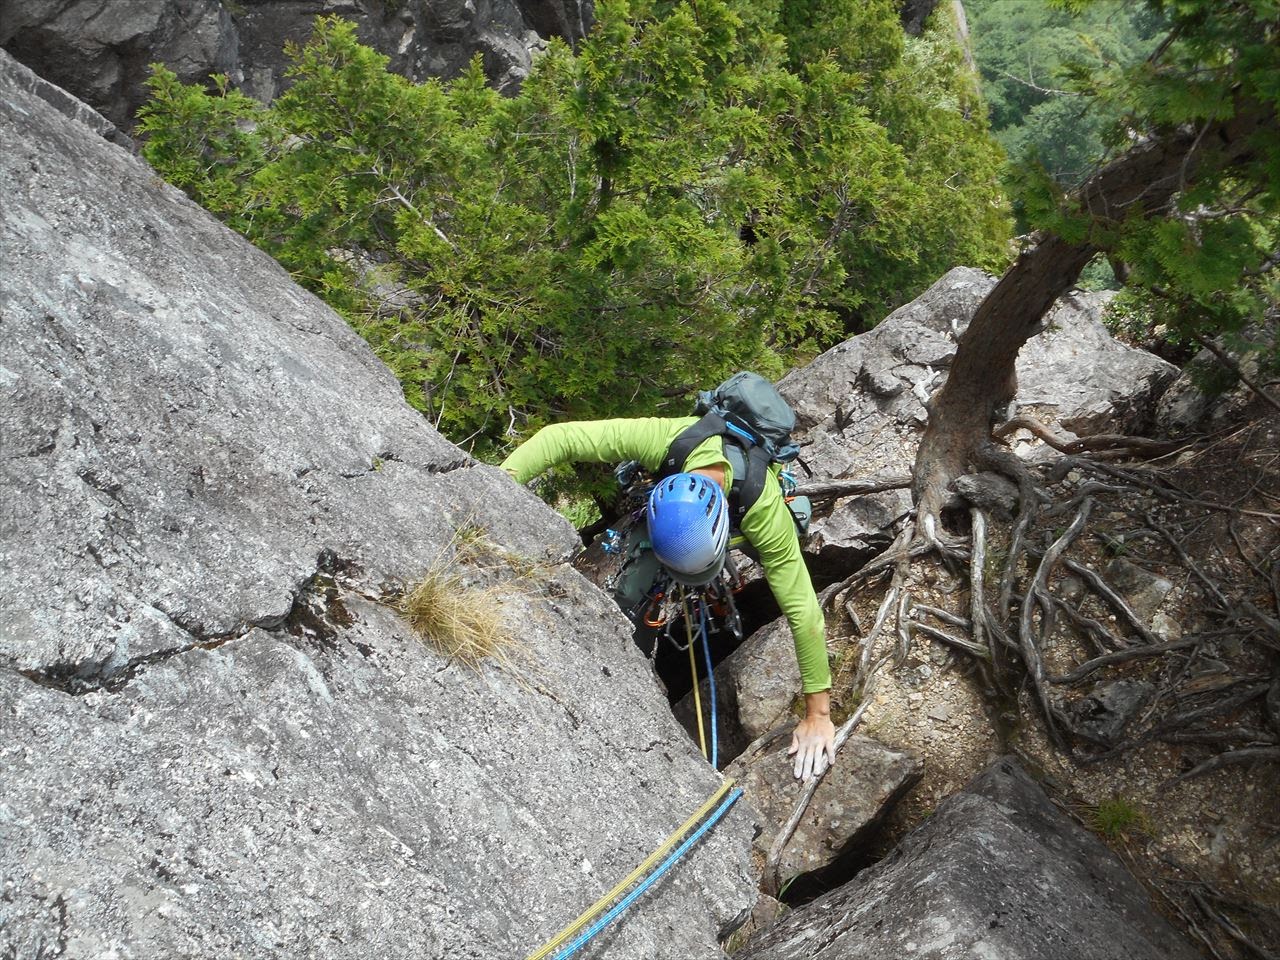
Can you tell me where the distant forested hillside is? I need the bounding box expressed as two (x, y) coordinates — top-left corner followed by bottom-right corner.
(965, 0), (1165, 187)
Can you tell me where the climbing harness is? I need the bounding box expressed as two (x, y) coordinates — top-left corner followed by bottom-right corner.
(634, 573), (739, 768)
(603, 461), (747, 770)
(526, 779), (744, 960)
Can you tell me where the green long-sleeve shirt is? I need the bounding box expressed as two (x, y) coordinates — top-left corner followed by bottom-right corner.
(501, 417), (831, 693)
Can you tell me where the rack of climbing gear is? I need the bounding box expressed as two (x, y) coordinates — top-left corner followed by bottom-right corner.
(601, 461), (747, 770)
(526, 778), (744, 960)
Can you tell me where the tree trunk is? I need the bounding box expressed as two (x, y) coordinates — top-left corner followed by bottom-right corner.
(913, 103), (1275, 525)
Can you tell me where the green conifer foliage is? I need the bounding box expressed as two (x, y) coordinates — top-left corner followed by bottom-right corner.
(1007, 0), (1279, 381)
(138, 5), (1010, 461)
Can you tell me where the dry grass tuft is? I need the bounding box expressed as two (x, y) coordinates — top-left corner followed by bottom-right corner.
(397, 566), (516, 670)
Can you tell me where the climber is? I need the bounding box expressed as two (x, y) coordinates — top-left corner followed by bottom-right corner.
(500, 416), (836, 781)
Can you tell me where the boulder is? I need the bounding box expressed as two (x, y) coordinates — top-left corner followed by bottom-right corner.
(1104, 558), (1174, 623)
(779, 268), (1177, 576)
(738, 758), (1201, 960)
(0, 53), (754, 959)
(1155, 328), (1278, 434)
(1013, 290), (1179, 435)
(726, 732), (922, 883)
(673, 616), (800, 761)
(1069, 680), (1156, 746)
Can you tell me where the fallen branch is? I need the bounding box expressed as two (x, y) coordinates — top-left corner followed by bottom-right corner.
(793, 474), (912, 500)
(1168, 745), (1280, 786)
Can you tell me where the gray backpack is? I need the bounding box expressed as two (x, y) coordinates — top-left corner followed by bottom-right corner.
(658, 372), (809, 531)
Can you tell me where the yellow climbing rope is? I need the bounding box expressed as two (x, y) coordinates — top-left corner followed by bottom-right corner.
(526, 778), (737, 960)
(684, 590), (708, 760)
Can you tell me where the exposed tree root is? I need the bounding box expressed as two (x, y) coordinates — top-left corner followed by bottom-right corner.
(995, 414), (1194, 457)
(805, 408), (1280, 951)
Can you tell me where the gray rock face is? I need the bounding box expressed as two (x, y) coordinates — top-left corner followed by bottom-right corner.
(1015, 290), (1179, 435)
(0, 0), (239, 133)
(0, 53), (754, 958)
(779, 268), (1176, 576)
(1, 0), (593, 130)
(739, 758), (1200, 960)
(727, 732), (922, 883)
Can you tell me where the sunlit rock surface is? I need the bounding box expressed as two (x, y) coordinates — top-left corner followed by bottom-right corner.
(0, 52), (754, 959)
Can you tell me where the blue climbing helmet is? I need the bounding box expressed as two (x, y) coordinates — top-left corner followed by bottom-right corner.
(646, 472), (729, 586)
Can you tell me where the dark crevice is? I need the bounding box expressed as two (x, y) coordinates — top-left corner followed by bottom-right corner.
(338, 452), (473, 479)
(423, 457), (474, 475)
(17, 625), (248, 696)
(76, 467), (125, 503)
(278, 548), (373, 661)
(775, 769), (924, 907)
(16, 549), (373, 696)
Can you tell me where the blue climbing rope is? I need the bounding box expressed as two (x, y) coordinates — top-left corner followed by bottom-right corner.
(552, 786), (745, 959)
(698, 599), (718, 770)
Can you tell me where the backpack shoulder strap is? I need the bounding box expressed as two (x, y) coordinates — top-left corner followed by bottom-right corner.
(730, 445), (772, 524)
(658, 412), (726, 479)
(660, 412), (775, 527)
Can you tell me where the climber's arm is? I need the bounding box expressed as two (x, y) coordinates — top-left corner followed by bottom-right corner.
(500, 418), (684, 482)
